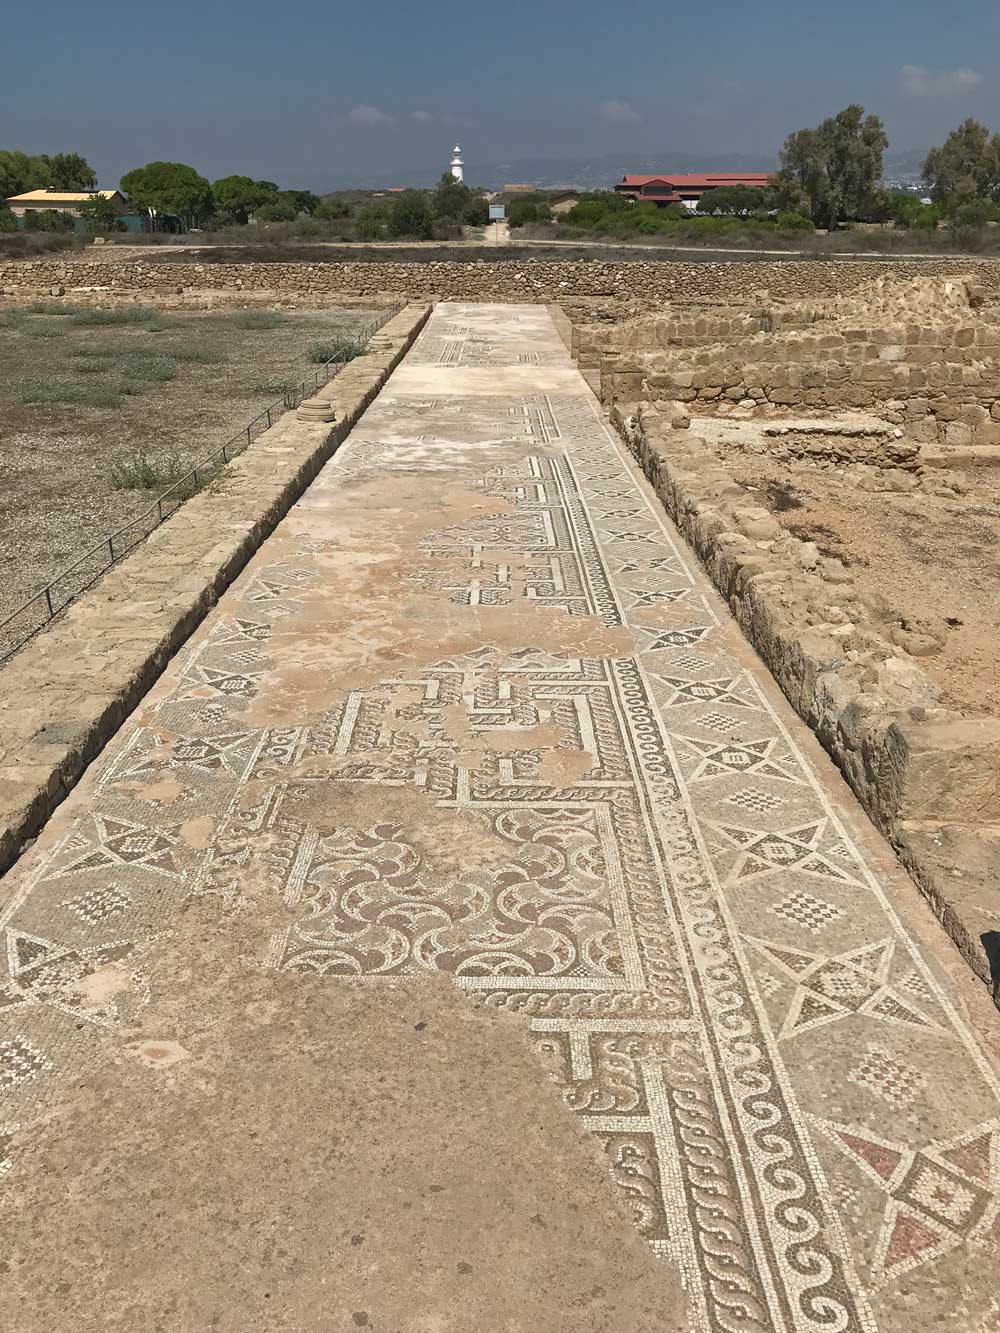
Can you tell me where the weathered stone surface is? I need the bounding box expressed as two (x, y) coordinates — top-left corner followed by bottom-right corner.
(896, 822), (1000, 994)
(886, 715), (1000, 823)
(4, 301), (1000, 1331)
(6, 911), (686, 1332)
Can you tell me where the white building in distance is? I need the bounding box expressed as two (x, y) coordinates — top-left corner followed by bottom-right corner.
(450, 144), (464, 183)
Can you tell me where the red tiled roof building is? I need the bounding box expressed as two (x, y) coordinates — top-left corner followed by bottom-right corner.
(614, 172), (774, 207)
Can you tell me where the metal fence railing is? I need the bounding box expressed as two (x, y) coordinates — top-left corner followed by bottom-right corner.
(0, 301), (405, 662)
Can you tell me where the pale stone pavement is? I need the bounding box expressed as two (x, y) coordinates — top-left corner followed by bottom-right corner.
(2, 304), (1000, 1332)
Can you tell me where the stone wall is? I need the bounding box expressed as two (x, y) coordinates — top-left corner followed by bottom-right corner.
(604, 336), (1000, 445)
(7, 255), (1000, 304)
(586, 278), (1000, 450)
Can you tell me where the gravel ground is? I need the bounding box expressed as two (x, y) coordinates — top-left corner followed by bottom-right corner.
(0, 304), (377, 635)
(714, 439), (1000, 717)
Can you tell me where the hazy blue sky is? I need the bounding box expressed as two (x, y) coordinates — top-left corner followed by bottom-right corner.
(4, 0), (999, 187)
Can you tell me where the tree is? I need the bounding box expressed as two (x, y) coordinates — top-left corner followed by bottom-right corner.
(255, 196), (299, 222)
(46, 153), (97, 191)
(433, 171), (474, 222)
(120, 161), (214, 226)
(285, 189), (319, 214)
(314, 196), (352, 221)
(211, 175), (278, 224)
(775, 105), (887, 230)
(0, 149), (95, 197)
(355, 201), (389, 240)
(24, 209), (75, 232)
(79, 192), (123, 230)
(697, 185), (767, 217)
(462, 197), (489, 226)
(388, 190), (433, 239)
(923, 120), (1000, 207)
(507, 199), (551, 227)
(0, 149), (51, 198)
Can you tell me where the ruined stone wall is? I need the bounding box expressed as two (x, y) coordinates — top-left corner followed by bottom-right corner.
(598, 315), (1000, 447)
(6, 255), (1000, 304)
(572, 308), (822, 366)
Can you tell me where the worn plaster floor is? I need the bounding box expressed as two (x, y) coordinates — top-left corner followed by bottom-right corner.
(3, 303), (1000, 1332)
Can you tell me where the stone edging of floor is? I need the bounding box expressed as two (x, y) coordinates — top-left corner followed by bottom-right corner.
(0, 302), (432, 880)
(611, 400), (1000, 1005)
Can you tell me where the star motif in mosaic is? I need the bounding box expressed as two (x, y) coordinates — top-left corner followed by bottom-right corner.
(2, 928), (137, 1027)
(604, 531), (664, 545)
(626, 588), (690, 610)
(108, 731), (258, 783)
(676, 734), (799, 784)
(45, 814), (185, 880)
(654, 675), (754, 710)
(746, 935), (941, 1039)
(812, 1117), (1000, 1287)
(643, 627), (713, 650)
(704, 818), (864, 888)
(179, 664), (261, 700)
(616, 556), (682, 575)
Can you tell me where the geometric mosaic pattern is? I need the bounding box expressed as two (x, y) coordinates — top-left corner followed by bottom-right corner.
(1, 303), (999, 1333)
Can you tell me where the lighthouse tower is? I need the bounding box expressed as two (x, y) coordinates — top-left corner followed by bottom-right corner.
(450, 144), (464, 183)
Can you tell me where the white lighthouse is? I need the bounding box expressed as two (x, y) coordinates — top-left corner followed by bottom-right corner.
(450, 143), (464, 183)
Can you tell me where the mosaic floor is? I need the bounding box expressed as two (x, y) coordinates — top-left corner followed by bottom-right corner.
(2, 303), (999, 1332)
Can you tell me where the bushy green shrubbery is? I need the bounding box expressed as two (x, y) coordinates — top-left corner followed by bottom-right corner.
(559, 195), (815, 243)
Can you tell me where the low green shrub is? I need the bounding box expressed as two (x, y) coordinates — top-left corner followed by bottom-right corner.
(306, 338), (365, 364)
(23, 320), (67, 338)
(109, 450), (196, 492)
(19, 377), (122, 407)
(121, 353), (178, 382)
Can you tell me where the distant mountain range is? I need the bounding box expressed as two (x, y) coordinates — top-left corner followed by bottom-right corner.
(320, 148), (930, 193)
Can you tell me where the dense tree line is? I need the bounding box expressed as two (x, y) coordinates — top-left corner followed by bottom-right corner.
(0, 148), (97, 198)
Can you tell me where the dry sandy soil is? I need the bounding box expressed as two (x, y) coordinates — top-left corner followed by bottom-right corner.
(0, 303), (376, 634)
(720, 445), (1000, 717)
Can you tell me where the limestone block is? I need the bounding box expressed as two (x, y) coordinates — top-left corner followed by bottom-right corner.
(944, 421), (975, 447)
(885, 715), (1000, 823)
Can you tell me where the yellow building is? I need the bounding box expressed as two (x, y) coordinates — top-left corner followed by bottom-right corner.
(5, 189), (127, 219)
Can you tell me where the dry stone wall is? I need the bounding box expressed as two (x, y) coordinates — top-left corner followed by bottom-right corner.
(8, 255), (1000, 304)
(591, 279), (1000, 450)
